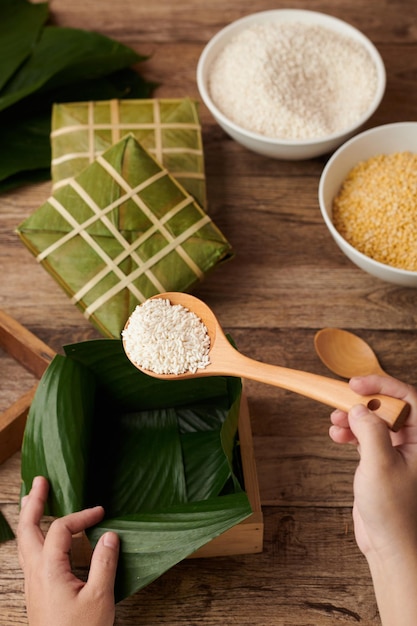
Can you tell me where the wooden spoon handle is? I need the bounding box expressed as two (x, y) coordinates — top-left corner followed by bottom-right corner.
(220, 351), (410, 432)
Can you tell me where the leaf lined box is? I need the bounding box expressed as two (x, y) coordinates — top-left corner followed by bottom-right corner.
(0, 311), (264, 596)
(20, 339), (263, 601)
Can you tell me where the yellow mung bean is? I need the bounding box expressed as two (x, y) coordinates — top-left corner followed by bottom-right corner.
(332, 151), (417, 271)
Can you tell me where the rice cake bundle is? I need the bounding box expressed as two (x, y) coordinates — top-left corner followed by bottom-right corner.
(51, 98), (207, 209)
(17, 134), (233, 338)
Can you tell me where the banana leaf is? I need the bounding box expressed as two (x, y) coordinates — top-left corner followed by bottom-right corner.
(88, 495), (251, 596)
(0, 0), (48, 91)
(0, 25), (143, 113)
(0, 510), (14, 543)
(21, 339), (252, 601)
(0, 169), (50, 194)
(0, 0), (154, 190)
(0, 112), (51, 182)
(17, 134), (233, 338)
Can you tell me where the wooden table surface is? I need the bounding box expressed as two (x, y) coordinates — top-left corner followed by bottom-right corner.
(1, 0), (417, 624)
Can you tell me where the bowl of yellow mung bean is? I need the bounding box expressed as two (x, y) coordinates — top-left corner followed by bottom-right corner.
(318, 122), (417, 287)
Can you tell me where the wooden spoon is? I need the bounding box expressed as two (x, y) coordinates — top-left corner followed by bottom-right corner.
(123, 293), (409, 432)
(314, 328), (387, 378)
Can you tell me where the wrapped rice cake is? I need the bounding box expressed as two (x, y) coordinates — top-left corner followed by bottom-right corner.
(51, 98), (207, 208)
(17, 134), (233, 338)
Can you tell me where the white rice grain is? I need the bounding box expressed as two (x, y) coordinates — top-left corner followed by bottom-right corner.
(122, 298), (211, 375)
(208, 22), (378, 140)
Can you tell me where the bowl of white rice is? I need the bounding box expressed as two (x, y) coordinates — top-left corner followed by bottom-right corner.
(196, 10), (386, 160)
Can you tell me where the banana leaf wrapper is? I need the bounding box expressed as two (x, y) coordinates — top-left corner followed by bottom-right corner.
(51, 97), (207, 208)
(20, 338), (252, 602)
(17, 134), (233, 338)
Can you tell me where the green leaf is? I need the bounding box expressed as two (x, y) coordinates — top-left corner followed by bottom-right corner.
(0, 510), (14, 543)
(21, 339), (252, 601)
(177, 378), (243, 501)
(0, 1), (155, 193)
(88, 493), (251, 601)
(21, 355), (96, 515)
(0, 168), (50, 194)
(40, 67), (156, 103)
(0, 25), (143, 112)
(0, 112), (51, 181)
(181, 430), (232, 501)
(0, 0), (48, 91)
(88, 408), (188, 516)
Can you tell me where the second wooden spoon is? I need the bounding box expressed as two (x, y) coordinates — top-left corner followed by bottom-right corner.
(314, 328), (387, 378)
(123, 293), (409, 431)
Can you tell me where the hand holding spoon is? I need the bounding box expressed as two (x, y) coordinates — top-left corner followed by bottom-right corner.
(314, 328), (387, 378)
(123, 293), (409, 431)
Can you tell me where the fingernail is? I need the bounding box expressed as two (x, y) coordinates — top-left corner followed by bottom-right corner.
(103, 531), (119, 549)
(32, 476), (44, 488)
(21, 495), (29, 509)
(350, 404), (369, 419)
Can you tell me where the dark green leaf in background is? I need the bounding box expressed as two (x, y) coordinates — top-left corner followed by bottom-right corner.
(0, 0), (155, 191)
(0, 168), (50, 195)
(0, 26), (143, 112)
(0, 113), (51, 181)
(0, 0), (48, 91)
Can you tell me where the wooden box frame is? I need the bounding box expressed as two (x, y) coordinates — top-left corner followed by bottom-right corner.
(0, 309), (263, 560)
(0, 309), (55, 465)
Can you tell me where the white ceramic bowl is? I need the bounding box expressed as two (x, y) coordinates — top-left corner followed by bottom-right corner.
(196, 10), (386, 160)
(318, 122), (417, 287)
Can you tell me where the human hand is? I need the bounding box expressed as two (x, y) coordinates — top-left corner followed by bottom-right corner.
(330, 375), (417, 626)
(17, 476), (119, 626)
(329, 375), (417, 558)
